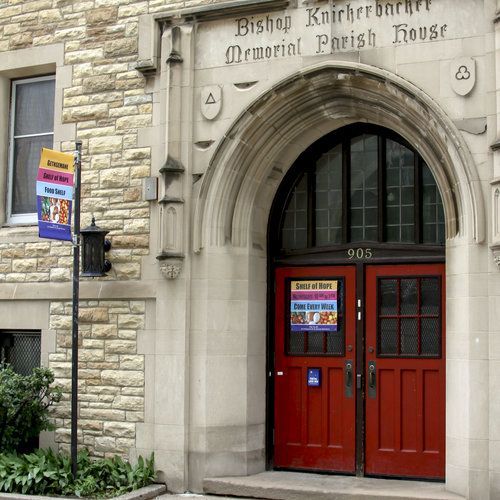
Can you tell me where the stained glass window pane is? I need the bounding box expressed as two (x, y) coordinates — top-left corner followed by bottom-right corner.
(350, 134), (378, 242)
(385, 139), (415, 242)
(281, 174), (308, 250)
(315, 145), (342, 246)
(422, 163), (445, 244)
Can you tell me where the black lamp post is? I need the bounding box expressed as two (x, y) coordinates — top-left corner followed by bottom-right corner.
(80, 217), (111, 277)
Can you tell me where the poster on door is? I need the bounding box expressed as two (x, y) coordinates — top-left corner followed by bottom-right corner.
(290, 280), (338, 331)
(36, 148), (74, 241)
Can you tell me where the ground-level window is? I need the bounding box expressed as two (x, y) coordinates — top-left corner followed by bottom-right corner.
(0, 330), (41, 375)
(8, 75), (55, 224)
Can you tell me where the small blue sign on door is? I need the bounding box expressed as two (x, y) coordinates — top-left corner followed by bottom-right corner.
(307, 368), (321, 387)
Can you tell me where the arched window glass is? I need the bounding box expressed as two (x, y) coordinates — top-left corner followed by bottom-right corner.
(315, 144), (342, 246)
(350, 134), (378, 242)
(279, 126), (445, 251)
(281, 174), (308, 250)
(385, 138), (415, 243)
(422, 162), (445, 244)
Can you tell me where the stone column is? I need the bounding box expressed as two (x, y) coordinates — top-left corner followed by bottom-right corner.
(489, 2), (500, 498)
(136, 22), (195, 493)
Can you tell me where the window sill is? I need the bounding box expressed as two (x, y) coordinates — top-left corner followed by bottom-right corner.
(0, 224), (40, 243)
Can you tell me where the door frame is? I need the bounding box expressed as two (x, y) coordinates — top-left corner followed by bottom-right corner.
(266, 252), (445, 476)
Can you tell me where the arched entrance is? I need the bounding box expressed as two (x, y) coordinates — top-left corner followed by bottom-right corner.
(269, 124), (445, 479)
(192, 62), (485, 497)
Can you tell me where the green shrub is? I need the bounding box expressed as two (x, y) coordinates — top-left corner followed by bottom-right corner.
(0, 365), (62, 452)
(0, 449), (155, 497)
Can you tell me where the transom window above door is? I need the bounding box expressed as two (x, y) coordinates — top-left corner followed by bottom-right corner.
(279, 124), (445, 251)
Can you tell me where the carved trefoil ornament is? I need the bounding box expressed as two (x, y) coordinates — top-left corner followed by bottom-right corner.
(201, 85), (222, 120)
(450, 57), (476, 96)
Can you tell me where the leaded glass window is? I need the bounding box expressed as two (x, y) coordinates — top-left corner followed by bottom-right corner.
(282, 174), (308, 250)
(385, 139), (415, 243)
(315, 144), (342, 245)
(279, 125), (445, 250)
(350, 135), (378, 242)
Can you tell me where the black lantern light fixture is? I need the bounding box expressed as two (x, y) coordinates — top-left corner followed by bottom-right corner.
(80, 217), (112, 277)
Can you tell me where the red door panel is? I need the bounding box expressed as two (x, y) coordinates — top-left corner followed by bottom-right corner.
(365, 264), (445, 479)
(274, 266), (356, 473)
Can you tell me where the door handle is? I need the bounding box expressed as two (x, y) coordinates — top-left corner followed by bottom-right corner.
(368, 361), (376, 399)
(368, 366), (375, 387)
(345, 360), (353, 398)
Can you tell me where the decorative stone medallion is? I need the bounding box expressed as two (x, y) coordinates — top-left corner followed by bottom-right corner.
(201, 85), (222, 120)
(450, 57), (476, 96)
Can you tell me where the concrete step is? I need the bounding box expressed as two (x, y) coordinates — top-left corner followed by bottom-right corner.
(203, 471), (466, 500)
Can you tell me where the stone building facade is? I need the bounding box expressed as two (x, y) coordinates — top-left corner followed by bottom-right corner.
(1, 0), (500, 499)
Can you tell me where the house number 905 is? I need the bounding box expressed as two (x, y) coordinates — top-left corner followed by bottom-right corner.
(347, 248), (373, 259)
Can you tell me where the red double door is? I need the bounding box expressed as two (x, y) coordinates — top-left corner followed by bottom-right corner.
(274, 264), (445, 479)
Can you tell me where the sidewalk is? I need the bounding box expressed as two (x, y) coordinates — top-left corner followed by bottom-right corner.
(158, 495), (258, 499)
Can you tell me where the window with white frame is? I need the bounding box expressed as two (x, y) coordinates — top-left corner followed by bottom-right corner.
(8, 75), (55, 224)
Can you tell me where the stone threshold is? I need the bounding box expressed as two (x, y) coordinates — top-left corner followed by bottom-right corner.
(0, 483), (166, 500)
(203, 471), (466, 500)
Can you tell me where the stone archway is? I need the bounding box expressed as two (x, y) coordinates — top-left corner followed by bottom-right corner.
(193, 61), (485, 252)
(190, 62), (486, 498)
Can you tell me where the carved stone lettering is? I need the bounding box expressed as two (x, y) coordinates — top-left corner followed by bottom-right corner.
(194, 0), (483, 69)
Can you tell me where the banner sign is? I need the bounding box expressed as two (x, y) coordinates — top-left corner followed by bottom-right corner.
(37, 148), (74, 241)
(290, 280), (338, 331)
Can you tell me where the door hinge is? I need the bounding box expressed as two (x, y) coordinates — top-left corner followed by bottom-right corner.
(356, 373), (362, 389)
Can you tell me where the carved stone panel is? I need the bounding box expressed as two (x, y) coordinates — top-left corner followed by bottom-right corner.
(491, 178), (500, 268)
(450, 57), (476, 96)
(492, 181), (500, 239)
(158, 202), (184, 259)
(201, 85), (222, 120)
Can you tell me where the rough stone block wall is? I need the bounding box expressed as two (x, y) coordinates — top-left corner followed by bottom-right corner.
(1, 0), (219, 463)
(49, 300), (145, 457)
(0, 0), (191, 458)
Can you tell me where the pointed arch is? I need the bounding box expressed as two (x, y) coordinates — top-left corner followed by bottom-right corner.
(193, 61), (484, 252)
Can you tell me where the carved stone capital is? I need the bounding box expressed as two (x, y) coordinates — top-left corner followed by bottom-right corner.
(492, 243), (500, 269)
(159, 261), (183, 279)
